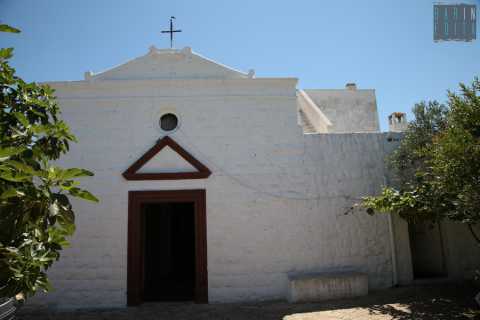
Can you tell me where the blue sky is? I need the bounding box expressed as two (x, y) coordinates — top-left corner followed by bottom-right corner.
(1, 0), (479, 130)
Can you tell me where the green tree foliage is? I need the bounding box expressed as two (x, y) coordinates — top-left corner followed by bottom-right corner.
(360, 78), (480, 244)
(0, 27), (98, 298)
(0, 24), (20, 34)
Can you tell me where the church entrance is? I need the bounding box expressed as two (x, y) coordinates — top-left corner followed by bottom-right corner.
(127, 190), (208, 305)
(143, 202), (195, 301)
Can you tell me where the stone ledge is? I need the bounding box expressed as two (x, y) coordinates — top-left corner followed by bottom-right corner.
(287, 271), (368, 303)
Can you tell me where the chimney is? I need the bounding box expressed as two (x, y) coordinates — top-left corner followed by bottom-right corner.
(345, 83), (357, 90)
(388, 112), (408, 132)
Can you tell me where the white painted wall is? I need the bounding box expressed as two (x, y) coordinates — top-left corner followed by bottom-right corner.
(29, 71), (396, 309)
(297, 90), (332, 133)
(304, 89), (380, 133)
(442, 223), (480, 280)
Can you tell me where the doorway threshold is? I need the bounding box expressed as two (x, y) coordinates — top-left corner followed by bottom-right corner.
(411, 277), (453, 286)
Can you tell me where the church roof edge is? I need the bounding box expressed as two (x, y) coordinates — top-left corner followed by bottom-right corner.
(83, 46), (258, 81)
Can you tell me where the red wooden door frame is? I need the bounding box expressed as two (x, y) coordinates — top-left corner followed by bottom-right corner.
(127, 190), (208, 305)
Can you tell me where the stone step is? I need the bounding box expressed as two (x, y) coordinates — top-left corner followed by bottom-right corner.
(287, 271), (368, 303)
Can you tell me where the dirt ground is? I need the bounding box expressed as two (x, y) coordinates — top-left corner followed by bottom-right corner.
(18, 283), (480, 320)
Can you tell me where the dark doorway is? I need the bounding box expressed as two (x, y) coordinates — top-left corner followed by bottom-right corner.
(143, 202), (195, 301)
(128, 190), (208, 306)
(409, 222), (447, 278)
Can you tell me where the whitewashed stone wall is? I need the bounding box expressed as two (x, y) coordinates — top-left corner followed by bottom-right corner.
(27, 75), (398, 309)
(441, 222), (480, 280)
(304, 89), (380, 133)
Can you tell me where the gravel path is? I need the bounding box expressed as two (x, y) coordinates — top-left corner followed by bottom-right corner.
(18, 283), (480, 320)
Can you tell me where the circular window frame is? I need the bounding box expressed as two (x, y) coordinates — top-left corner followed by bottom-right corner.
(158, 112), (180, 133)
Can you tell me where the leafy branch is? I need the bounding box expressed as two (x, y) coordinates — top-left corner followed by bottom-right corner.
(0, 29), (98, 298)
(355, 78), (480, 245)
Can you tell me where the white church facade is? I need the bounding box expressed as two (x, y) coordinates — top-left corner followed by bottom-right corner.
(33, 46), (480, 308)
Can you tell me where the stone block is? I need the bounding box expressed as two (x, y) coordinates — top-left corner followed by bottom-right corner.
(287, 271), (368, 302)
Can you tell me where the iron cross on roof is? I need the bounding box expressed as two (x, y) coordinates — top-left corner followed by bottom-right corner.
(161, 16), (182, 48)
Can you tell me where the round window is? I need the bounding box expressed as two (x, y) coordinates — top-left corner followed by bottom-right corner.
(159, 113), (178, 131)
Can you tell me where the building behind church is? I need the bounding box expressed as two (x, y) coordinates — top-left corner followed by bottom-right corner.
(32, 46), (480, 308)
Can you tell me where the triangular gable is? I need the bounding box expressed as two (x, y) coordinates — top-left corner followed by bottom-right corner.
(89, 46), (253, 81)
(122, 136), (211, 180)
(136, 145), (198, 173)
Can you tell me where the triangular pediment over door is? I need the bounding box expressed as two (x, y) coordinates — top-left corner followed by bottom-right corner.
(122, 136), (211, 180)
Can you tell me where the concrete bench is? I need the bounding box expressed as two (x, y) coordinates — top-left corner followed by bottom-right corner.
(287, 271), (368, 302)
